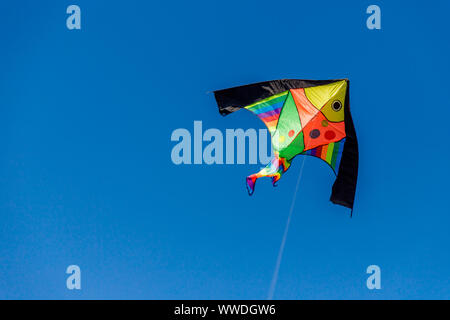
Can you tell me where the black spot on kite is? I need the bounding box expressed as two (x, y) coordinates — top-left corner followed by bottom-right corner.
(332, 100), (342, 112)
(310, 129), (320, 139)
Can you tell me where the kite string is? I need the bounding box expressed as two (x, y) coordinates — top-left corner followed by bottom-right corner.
(267, 156), (306, 300)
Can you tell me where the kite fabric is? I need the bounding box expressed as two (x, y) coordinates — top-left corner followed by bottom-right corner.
(213, 79), (358, 210)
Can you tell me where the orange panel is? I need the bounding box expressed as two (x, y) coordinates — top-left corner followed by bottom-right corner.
(302, 111), (346, 152)
(290, 88), (320, 129)
(321, 144), (329, 159)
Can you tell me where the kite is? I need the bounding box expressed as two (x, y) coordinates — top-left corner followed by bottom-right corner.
(213, 79), (358, 211)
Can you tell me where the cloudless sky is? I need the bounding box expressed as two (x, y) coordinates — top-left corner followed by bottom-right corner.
(0, 0), (449, 299)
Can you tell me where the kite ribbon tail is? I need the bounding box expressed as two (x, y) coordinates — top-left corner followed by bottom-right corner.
(246, 176), (257, 195)
(246, 154), (291, 196)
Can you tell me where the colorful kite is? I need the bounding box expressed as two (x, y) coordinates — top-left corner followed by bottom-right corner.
(214, 79), (358, 210)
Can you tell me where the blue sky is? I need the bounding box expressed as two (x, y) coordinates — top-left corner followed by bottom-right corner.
(0, 0), (449, 299)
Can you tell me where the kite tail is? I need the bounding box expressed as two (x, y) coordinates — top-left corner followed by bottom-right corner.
(246, 153), (291, 195)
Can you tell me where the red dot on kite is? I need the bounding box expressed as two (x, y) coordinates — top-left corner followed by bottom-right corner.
(325, 130), (336, 140)
(288, 130), (295, 137)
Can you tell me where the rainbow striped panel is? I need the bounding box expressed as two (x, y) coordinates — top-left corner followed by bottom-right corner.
(302, 138), (346, 174)
(244, 91), (288, 134)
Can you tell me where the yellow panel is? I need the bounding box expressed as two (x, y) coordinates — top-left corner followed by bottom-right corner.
(320, 81), (347, 122)
(304, 80), (347, 110)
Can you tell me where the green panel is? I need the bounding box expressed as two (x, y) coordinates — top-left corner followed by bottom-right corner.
(331, 141), (341, 169)
(279, 131), (304, 161)
(272, 91), (302, 152)
(325, 142), (335, 165)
